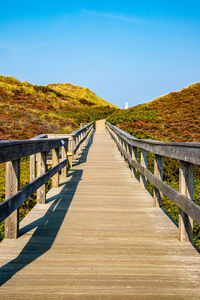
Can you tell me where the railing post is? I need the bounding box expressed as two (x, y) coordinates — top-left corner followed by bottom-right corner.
(75, 136), (78, 158)
(30, 154), (36, 182)
(127, 143), (132, 170)
(83, 131), (86, 147)
(5, 159), (20, 239)
(120, 138), (124, 157)
(178, 161), (193, 242)
(81, 131), (84, 147)
(52, 148), (59, 187)
(124, 141), (129, 167)
(68, 136), (74, 168)
(78, 134), (81, 154)
(61, 145), (68, 178)
(118, 135), (122, 153)
(153, 154), (163, 207)
(131, 146), (138, 179)
(37, 151), (47, 204)
(140, 149), (148, 188)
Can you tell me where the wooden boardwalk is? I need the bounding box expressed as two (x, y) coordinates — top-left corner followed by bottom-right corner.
(0, 120), (200, 299)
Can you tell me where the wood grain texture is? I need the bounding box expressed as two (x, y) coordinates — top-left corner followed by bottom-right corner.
(153, 154), (163, 207)
(61, 145), (68, 178)
(52, 148), (59, 187)
(0, 120), (200, 299)
(140, 149), (148, 188)
(30, 154), (36, 182)
(179, 161), (194, 242)
(37, 151), (47, 204)
(107, 122), (200, 164)
(4, 159), (20, 239)
(0, 123), (93, 164)
(0, 139), (67, 163)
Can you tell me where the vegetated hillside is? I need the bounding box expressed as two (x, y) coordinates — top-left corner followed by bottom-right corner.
(0, 75), (117, 140)
(107, 83), (200, 142)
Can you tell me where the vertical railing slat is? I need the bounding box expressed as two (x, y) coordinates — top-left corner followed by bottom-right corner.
(153, 154), (163, 207)
(5, 159), (20, 239)
(179, 161), (194, 242)
(30, 154), (36, 182)
(140, 149), (148, 188)
(52, 148), (59, 187)
(37, 151), (47, 204)
(61, 145), (68, 178)
(68, 136), (74, 168)
(131, 146), (138, 179)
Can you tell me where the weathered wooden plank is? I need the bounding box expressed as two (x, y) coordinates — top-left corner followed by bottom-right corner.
(52, 149), (59, 187)
(179, 161), (194, 242)
(107, 122), (200, 164)
(4, 159), (20, 239)
(30, 155), (36, 182)
(153, 154), (163, 207)
(131, 146), (138, 179)
(47, 134), (70, 138)
(68, 136), (74, 168)
(61, 146), (67, 178)
(30, 134), (48, 140)
(37, 152), (47, 204)
(140, 149), (148, 188)
(0, 139), (68, 163)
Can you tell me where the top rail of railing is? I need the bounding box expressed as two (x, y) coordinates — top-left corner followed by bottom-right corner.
(0, 122), (94, 163)
(107, 122), (200, 165)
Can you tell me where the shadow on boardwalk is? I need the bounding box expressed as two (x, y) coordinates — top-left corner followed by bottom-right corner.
(0, 132), (94, 286)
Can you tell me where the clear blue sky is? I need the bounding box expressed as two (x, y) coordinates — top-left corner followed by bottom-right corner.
(0, 0), (200, 108)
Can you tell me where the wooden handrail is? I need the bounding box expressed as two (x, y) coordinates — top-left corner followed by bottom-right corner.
(106, 121), (199, 243)
(0, 139), (67, 163)
(0, 122), (94, 239)
(107, 122), (200, 165)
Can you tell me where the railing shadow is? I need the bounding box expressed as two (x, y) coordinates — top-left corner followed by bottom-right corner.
(0, 132), (94, 286)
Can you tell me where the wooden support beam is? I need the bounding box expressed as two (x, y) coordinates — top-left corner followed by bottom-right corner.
(179, 161), (194, 242)
(78, 134), (81, 154)
(131, 146), (138, 179)
(140, 149), (148, 188)
(153, 154), (163, 207)
(61, 145), (67, 178)
(83, 131), (86, 147)
(68, 136), (74, 168)
(5, 159), (20, 239)
(52, 148), (59, 187)
(127, 144), (132, 170)
(124, 142), (129, 167)
(30, 154), (36, 182)
(37, 152), (47, 204)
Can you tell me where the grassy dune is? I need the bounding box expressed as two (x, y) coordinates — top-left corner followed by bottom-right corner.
(0, 75), (117, 140)
(107, 83), (200, 142)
